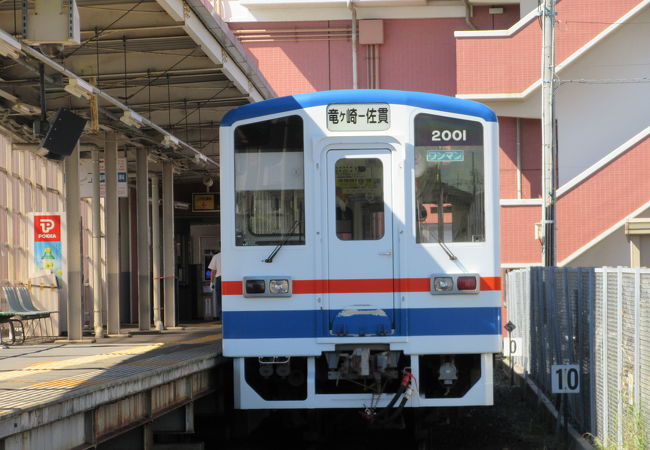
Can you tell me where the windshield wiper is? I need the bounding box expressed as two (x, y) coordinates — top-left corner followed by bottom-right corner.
(438, 239), (457, 261)
(263, 220), (301, 263)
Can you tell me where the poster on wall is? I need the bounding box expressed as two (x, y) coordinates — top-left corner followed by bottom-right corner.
(79, 158), (128, 198)
(29, 213), (65, 286)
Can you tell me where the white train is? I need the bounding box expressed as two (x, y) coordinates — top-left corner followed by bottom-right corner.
(219, 90), (501, 415)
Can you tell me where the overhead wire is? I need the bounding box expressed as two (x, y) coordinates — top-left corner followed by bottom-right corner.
(171, 86), (229, 128)
(126, 49), (199, 102)
(64, 0), (145, 59)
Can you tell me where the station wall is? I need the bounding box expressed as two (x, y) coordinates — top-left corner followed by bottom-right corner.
(0, 133), (68, 333)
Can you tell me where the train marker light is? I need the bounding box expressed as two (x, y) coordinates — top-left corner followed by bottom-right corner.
(457, 276), (478, 291)
(245, 279), (265, 295)
(433, 277), (453, 292)
(269, 279), (290, 295)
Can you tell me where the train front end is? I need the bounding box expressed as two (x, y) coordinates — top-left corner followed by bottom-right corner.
(219, 90), (500, 410)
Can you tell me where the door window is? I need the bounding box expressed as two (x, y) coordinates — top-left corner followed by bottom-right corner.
(334, 158), (384, 241)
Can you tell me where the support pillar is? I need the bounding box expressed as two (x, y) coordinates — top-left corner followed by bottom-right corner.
(162, 162), (176, 328)
(136, 147), (151, 331)
(625, 219), (650, 268)
(64, 143), (83, 341)
(541, 0), (557, 266)
(151, 174), (163, 331)
(105, 132), (120, 335)
(119, 195), (131, 324)
(92, 148), (105, 338)
(630, 236), (641, 268)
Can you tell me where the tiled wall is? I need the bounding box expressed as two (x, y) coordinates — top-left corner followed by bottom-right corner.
(456, 0), (642, 95)
(0, 134), (64, 283)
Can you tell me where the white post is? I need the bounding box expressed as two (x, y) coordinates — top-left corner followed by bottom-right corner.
(541, 0), (556, 266)
(105, 132), (120, 335)
(136, 147), (151, 331)
(151, 174), (163, 331)
(348, 1), (358, 89)
(64, 143), (83, 341)
(92, 148), (104, 339)
(162, 162), (176, 328)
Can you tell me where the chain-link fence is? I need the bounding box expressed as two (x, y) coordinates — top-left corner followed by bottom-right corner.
(505, 267), (650, 447)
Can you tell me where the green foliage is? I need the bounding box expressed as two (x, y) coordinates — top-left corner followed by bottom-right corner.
(587, 403), (648, 450)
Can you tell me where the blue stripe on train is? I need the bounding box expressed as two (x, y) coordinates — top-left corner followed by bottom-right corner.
(222, 307), (501, 339)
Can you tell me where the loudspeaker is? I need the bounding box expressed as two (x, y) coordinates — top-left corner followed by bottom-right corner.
(39, 108), (87, 160)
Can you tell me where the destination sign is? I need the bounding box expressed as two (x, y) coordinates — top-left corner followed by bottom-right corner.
(327, 103), (390, 131)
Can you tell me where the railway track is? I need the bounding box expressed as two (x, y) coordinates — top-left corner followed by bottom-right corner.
(190, 359), (565, 450)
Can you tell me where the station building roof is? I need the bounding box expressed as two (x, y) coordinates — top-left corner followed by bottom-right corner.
(0, 0), (275, 181)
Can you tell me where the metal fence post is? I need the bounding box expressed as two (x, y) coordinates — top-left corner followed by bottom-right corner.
(634, 268), (641, 409)
(617, 269), (623, 448)
(602, 268), (609, 445)
(576, 267), (585, 429)
(588, 269), (596, 436)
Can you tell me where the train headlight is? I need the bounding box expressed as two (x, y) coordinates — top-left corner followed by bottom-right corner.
(243, 276), (292, 297)
(433, 277), (453, 292)
(430, 273), (480, 295)
(269, 279), (290, 295)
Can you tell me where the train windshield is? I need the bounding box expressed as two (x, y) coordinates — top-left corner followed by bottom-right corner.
(414, 113), (485, 243)
(234, 115), (305, 246)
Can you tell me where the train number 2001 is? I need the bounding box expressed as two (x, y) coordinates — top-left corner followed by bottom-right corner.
(432, 129), (467, 142)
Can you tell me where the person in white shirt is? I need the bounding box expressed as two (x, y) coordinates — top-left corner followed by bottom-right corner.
(208, 251), (222, 322)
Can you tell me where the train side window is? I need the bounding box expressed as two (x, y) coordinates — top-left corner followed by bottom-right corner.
(234, 115), (305, 247)
(413, 114), (485, 243)
(335, 158), (384, 241)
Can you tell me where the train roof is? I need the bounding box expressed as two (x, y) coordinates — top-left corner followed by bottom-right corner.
(221, 89), (497, 126)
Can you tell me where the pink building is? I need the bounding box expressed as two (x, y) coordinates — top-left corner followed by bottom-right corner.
(217, 0), (650, 269)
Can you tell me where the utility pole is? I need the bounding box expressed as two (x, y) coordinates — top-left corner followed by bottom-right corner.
(541, 0), (557, 266)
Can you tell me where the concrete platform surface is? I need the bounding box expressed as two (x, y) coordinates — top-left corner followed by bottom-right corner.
(0, 323), (222, 444)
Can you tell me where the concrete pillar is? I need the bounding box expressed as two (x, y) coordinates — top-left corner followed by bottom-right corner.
(92, 149), (105, 338)
(105, 132), (120, 335)
(136, 147), (151, 331)
(162, 162), (176, 328)
(151, 174), (163, 331)
(64, 143), (83, 341)
(119, 195), (131, 324)
(630, 236), (641, 268)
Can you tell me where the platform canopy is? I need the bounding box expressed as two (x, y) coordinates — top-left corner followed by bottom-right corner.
(0, 0), (275, 180)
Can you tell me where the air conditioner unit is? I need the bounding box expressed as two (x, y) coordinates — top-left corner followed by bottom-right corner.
(24, 0), (81, 46)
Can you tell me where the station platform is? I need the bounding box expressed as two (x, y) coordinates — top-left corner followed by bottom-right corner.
(0, 324), (223, 449)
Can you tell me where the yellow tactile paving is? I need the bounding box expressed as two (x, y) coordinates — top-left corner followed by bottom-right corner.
(30, 378), (105, 388)
(0, 343), (163, 383)
(119, 360), (175, 367)
(176, 334), (221, 345)
(0, 329), (221, 418)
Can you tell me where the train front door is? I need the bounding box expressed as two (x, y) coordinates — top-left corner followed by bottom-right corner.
(325, 149), (396, 336)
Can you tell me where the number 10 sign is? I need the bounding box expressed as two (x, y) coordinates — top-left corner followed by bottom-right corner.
(551, 364), (580, 394)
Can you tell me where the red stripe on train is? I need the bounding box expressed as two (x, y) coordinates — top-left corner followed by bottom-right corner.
(222, 277), (501, 295)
